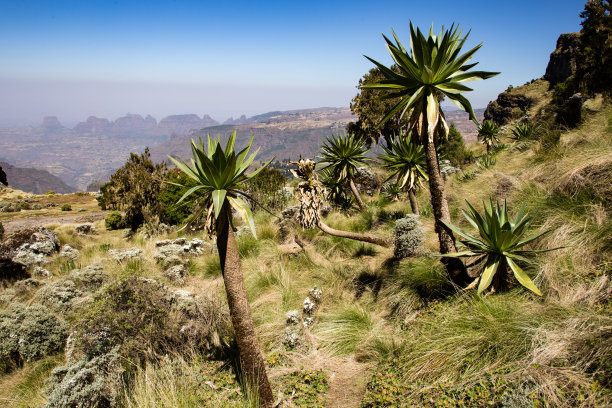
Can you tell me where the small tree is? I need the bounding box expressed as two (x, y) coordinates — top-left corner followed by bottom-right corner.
(101, 148), (168, 230)
(363, 23), (499, 286)
(319, 133), (370, 211)
(378, 134), (428, 214)
(292, 158), (390, 247)
(169, 131), (275, 407)
(477, 121), (500, 154)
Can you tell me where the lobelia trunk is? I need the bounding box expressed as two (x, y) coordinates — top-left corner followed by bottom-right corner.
(349, 178), (367, 211)
(215, 203), (275, 407)
(408, 189), (419, 215)
(423, 124), (471, 287)
(317, 219), (391, 247)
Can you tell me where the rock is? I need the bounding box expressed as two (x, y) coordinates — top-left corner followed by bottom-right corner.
(0, 227), (60, 262)
(75, 224), (97, 235)
(155, 239), (171, 247)
(161, 255), (184, 268)
(440, 160), (461, 178)
(354, 167), (380, 196)
(286, 310), (300, 325)
(164, 264), (187, 286)
(544, 32), (581, 86)
(12, 249), (46, 268)
(121, 229), (134, 239)
(484, 92), (533, 126)
(235, 225), (253, 238)
(393, 215), (425, 259)
(60, 245), (80, 261)
(108, 248), (143, 262)
(556, 93), (584, 127)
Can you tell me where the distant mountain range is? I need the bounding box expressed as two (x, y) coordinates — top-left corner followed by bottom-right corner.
(0, 161), (75, 194)
(0, 107), (483, 191)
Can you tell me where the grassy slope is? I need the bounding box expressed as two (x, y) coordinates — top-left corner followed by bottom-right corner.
(0, 106), (610, 407)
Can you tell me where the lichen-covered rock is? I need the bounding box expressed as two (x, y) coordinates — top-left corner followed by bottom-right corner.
(35, 279), (83, 311)
(0, 227), (60, 270)
(308, 287), (322, 302)
(153, 244), (184, 263)
(0, 303), (67, 372)
(354, 167), (381, 196)
(60, 245), (80, 261)
(393, 215), (425, 259)
(75, 224), (96, 235)
(45, 347), (123, 408)
(108, 248), (142, 262)
(303, 317), (315, 328)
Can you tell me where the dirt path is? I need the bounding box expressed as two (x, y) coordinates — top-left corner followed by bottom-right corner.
(324, 357), (372, 408)
(1, 212), (107, 234)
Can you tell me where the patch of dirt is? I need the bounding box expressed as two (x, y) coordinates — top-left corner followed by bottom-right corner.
(1, 212), (107, 234)
(324, 356), (372, 408)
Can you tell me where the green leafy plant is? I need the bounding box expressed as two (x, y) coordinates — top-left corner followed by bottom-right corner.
(319, 167), (352, 209)
(381, 181), (402, 202)
(61, 204), (72, 211)
(377, 134), (428, 214)
(477, 155), (496, 169)
(510, 123), (540, 142)
(169, 130), (275, 406)
(441, 199), (558, 295)
(477, 121), (500, 154)
(362, 22), (499, 287)
(104, 212), (126, 230)
(319, 132), (370, 211)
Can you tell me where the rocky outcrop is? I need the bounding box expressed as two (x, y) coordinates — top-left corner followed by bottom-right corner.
(545, 33), (582, 86)
(41, 116), (63, 129)
(157, 114), (219, 135)
(0, 165), (6, 186)
(484, 93), (533, 126)
(73, 116), (113, 134)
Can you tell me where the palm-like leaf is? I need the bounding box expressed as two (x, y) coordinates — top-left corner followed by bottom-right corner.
(363, 23), (499, 142)
(168, 130), (271, 237)
(319, 167), (350, 205)
(319, 133), (371, 180)
(441, 199), (559, 295)
(510, 123), (540, 142)
(377, 133), (428, 191)
(477, 120), (500, 150)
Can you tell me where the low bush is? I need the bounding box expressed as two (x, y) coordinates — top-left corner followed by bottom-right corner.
(393, 215), (424, 259)
(0, 303), (68, 373)
(60, 204), (72, 211)
(104, 211), (126, 230)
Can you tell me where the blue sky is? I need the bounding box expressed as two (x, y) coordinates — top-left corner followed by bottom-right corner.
(0, 0), (586, 125)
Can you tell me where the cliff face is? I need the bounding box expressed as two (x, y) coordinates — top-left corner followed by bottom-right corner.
(544, 32), (582, 86)
(484, 92), (533, 125)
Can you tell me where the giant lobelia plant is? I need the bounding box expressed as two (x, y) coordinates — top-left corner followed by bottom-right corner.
(168, 130), (275, 407)
(363, 23), (499, 286)
(441, 199), (558, 295)
(377, 133), (428, 214)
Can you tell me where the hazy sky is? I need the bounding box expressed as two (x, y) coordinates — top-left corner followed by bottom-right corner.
(0, 0), (585, 126)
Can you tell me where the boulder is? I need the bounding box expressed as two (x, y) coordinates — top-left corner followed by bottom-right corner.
(107, 248), (143, 263)
(354, 167), (380, 196)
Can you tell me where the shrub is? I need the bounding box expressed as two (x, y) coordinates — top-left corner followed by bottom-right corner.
(437, 123), (474, 167)
(393, 215), (424, 259)
(61, 204), (72, 211)
(0, 303), (68, 373)
(45, 190), (55, 195)
(244, 167), (288, 212)
(158, 170), (201, 226)
(104, 212), (126, 230)
(72, 277), (231, 364)
(45, 347), (123, 408)
(32, 203), (42, 210)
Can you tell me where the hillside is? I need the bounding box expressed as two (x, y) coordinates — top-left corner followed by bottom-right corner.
(150, 107), (482, 164)
(0, 161), (75, 194)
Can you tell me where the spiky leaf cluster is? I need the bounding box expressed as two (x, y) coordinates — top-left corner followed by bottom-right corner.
(363, 23), (499, 142)
(442, 199), (558, 295)
(378, 134), (428, 192)
(168, 130), (270, 237)
(319, 133), (370, 181)
(477, 120), (500, 150)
